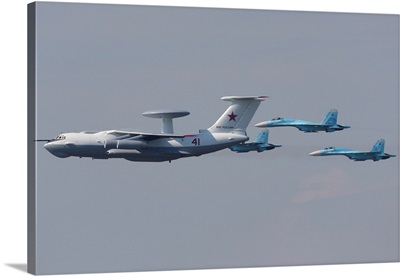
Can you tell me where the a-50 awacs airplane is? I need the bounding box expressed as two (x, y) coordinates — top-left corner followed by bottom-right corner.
(39, 96), (267, 162)
(309, 139), (396, 161)
(255, 109), (350, 133)
(229, 129), (281, 153)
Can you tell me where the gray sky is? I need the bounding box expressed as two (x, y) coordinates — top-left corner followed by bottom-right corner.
(34, 2), (399, 274)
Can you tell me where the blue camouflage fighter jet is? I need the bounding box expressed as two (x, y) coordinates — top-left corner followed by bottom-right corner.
(229, 129), (281, 153)
(255, 109), (350, 133)
(309, 139), (396, 161)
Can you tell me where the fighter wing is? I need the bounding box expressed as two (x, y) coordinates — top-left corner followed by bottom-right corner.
(295, 125), (320, 132)
(107, 130), (185, 141)
(343, 151), (374, 160)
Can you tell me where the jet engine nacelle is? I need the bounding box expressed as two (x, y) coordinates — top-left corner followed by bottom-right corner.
(256, 146), (265, 152)
(116, 140), (147, 149)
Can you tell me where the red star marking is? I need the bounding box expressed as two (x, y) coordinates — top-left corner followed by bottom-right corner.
(228, 112), (237, 122)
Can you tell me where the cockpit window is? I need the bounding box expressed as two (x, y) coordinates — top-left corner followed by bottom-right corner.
(324, 147), (335, 150)
(272, 117), (283, 120)
(55, 134), (66, 140)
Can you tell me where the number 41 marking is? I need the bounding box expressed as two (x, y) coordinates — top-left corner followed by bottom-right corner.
(191, 138), (200, 146)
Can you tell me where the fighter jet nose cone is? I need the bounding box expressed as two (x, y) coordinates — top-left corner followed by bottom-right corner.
(309, 150), (321, 156)
(255, 121), (268, 128)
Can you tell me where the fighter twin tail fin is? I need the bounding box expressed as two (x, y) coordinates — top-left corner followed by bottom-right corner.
(321, 109), (338, 126)
(208, 96), (267, 133)
(254, 129), (269, 144)
(371, 139), (385, 153)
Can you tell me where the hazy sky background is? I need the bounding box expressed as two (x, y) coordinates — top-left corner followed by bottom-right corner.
(34, 2), (398, 274)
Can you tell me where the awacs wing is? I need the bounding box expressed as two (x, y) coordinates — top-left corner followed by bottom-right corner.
(107, 130), (185, 141)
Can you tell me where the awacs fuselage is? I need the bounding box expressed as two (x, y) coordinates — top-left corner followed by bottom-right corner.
(42, 96), (267, 162)
(44, 130), (249, 162)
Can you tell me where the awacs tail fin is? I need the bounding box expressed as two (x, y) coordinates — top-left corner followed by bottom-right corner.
(208, 96), (267, 133)
(321, 109), (338, 125)
(371, 139), (385, 153)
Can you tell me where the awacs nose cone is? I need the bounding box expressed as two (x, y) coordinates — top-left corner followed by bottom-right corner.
(309, 150), (321, 156)
(255, 121), (268, 128)
(44, 142), (70, 158)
